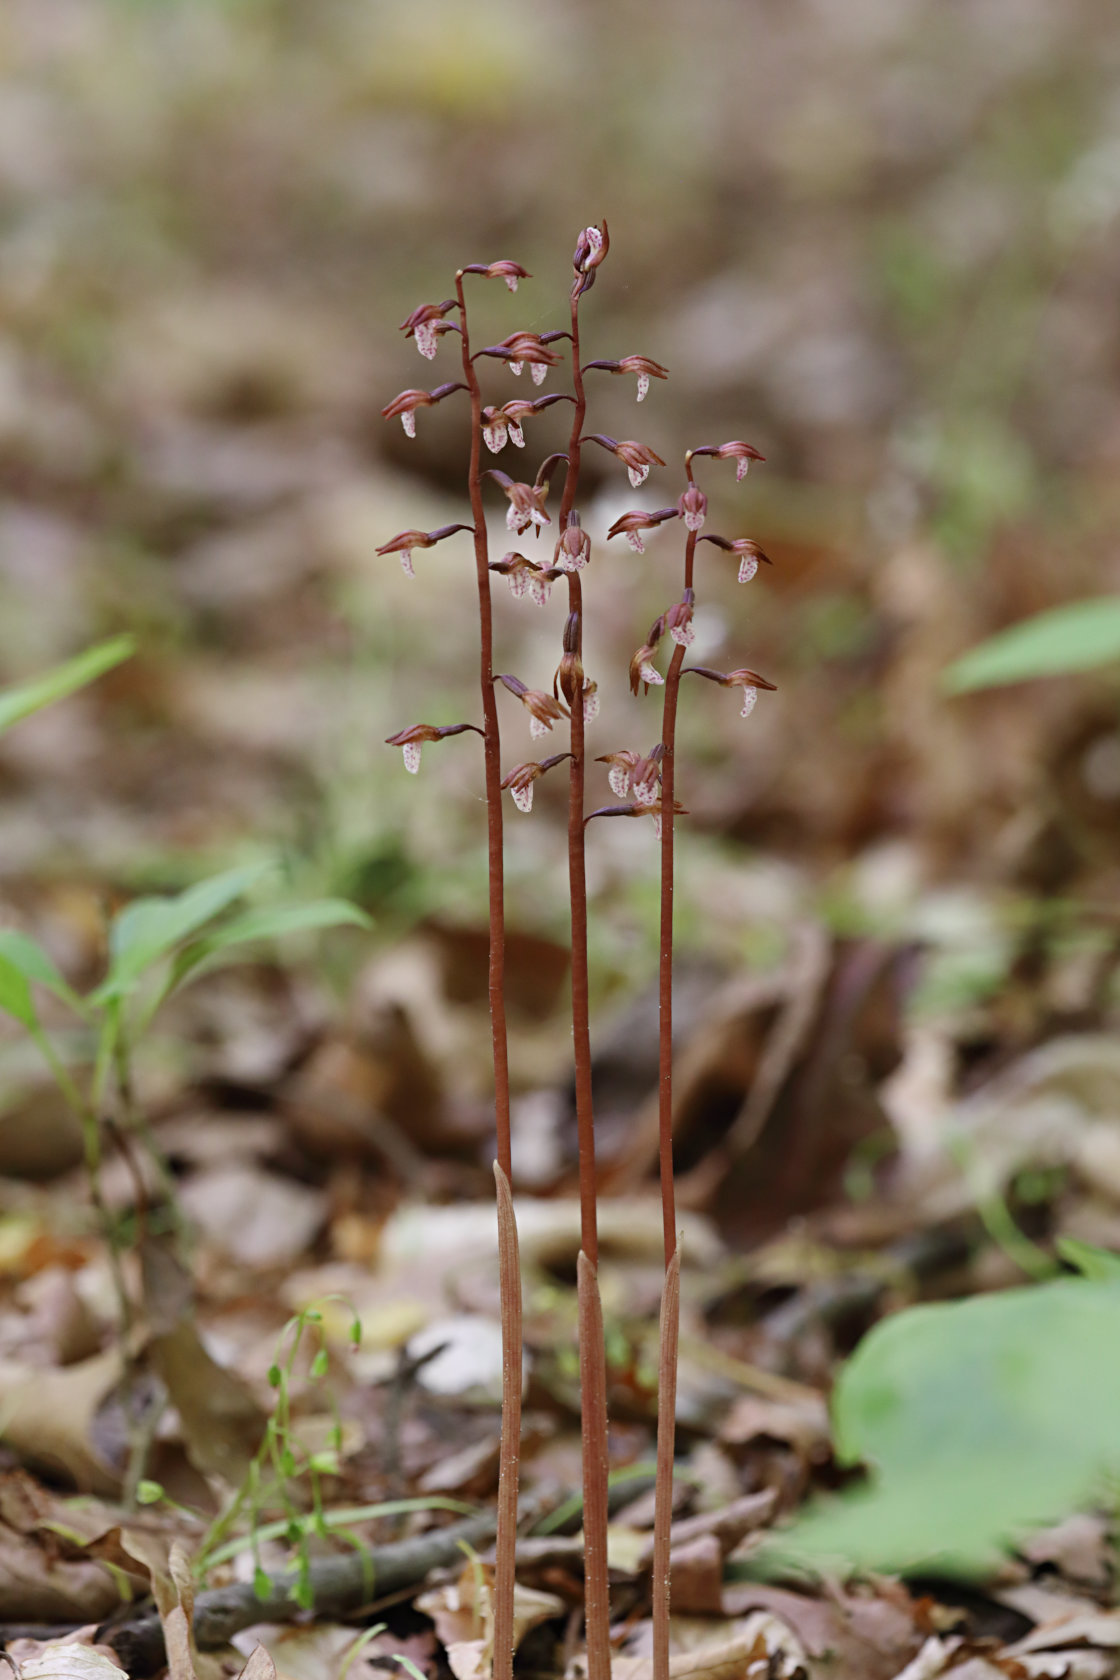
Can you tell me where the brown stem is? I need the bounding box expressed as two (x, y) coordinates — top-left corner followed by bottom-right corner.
(456, 272), (520, 1680)
(651, 1248), (681, 1680)
(577, 1252), (612, 1680)
(651, 524), (696, 1680)
(559, 288), (610, 1680)
(493, 1162), (523, 1679)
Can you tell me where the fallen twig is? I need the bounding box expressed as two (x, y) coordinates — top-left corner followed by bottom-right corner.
(102, 1508), (503, 1674)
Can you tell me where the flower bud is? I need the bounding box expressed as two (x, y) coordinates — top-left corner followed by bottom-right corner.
(556, 511), (591, 572)
(666, 595), (695, 647)
(677, 484), (707, 532)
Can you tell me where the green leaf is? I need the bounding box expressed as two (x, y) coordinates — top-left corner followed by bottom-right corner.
(755, 1278), (1120, 1578)
(0, 931), (85, 1017)
(1056, 1237), (1120, 1281)
(94, 861), (272, 1001)
(0, 636), (135, 737)
(943, 598), (1120, 693)
(163, 899), (371, 998)
(0, 952), (36, 1028)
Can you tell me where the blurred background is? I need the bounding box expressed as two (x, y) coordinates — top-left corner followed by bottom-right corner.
(2, 0), (1120, 1221)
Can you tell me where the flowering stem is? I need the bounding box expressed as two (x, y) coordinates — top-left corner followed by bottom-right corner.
(558, 289), (611, 1680)
(651, 522), (697, 1680)
(455, 271), (520, 1680)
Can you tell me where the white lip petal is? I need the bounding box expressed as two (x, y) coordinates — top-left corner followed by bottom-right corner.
(529, 716), (549, 739)
(399, 550), (415, 577)
(530, 362), (548, 386)
(628, 464), (650, 489)
(511, 782), (533, 812)
(402, 742), (422, 773)
(608, 766), (631, 798)
(401, 410), (417, 437)
(740, 687), (759, 719)
(738, 555), (759, 584)
(736, 457), (750, 482)
(625, 531), (645, 552)
(637, 372), (650, 402)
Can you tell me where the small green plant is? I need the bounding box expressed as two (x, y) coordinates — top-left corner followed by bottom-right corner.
(195, 1301), (361, 1609)
(0, 860), (368, 1341)
(943, 595), (1120, 692)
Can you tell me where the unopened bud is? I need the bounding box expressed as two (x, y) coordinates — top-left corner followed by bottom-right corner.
(678, 484), (707, 532)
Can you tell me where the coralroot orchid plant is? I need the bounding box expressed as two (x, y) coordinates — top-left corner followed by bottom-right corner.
(381, 225), (774, 1680)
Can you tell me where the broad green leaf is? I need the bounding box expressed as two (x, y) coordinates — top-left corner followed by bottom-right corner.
(0, 931), (85, 1017)
(0, 952), (36, 1028)
(0, 636), (135, 736)
(943, 598), (1120, 693)
(755, 1278), (1120, 1578)
(94, 861), (272, 1001)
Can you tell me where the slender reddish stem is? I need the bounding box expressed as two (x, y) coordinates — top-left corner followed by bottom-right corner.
(457, 275), (512, 1178)
(558, 296), (597, 1266)
(651, 522), (697, 1680)
(456, 273), (519, 1680)
(558, 288), (611, 1680)
(657, 527), (695, 1260)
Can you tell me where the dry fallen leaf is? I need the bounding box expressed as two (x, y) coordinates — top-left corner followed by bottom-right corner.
(610, 1614), (807, 1680)
(4, 1635), (126, 1680)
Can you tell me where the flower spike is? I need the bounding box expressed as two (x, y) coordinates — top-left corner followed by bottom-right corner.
(375, 523), (473, 577)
